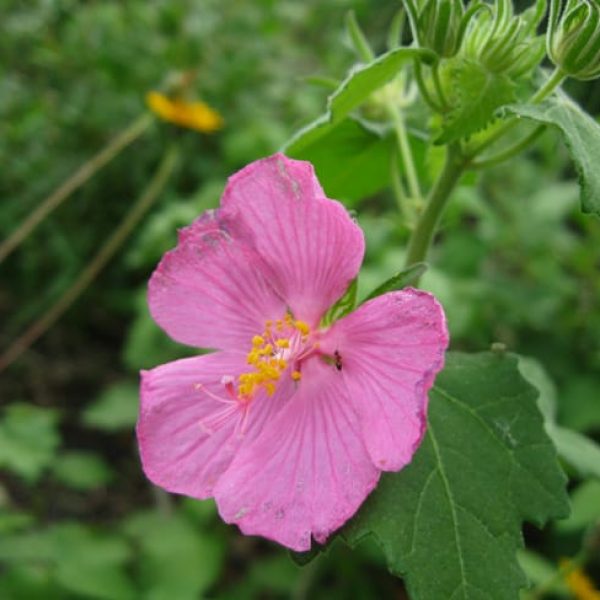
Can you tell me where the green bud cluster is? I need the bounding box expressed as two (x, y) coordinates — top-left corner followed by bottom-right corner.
(461, 0), (546, 78)
(405, 0), (482, 58)
(416, 0), (467, 57)
(547, 0), (600, 80)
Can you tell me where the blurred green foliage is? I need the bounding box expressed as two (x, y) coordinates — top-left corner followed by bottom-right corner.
(1, 0), (600, 597)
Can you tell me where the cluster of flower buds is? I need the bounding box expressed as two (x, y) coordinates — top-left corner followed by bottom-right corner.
(404, 0), (600, 83)
(404, 0), (482, 58)
(547, 0), (600, 80)
(460, 0), (546, 78)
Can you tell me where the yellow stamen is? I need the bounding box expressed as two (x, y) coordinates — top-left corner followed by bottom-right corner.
(276, 338), (290, 348)
(252, 335), (265, 347)
(295, 320), (310, 335)
(291, 370), (302, 381)
(259, 344), (273, 356)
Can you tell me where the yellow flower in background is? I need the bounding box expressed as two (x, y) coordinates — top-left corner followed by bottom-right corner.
(561, 560), (600, 600)
(146, 91), (224, 133)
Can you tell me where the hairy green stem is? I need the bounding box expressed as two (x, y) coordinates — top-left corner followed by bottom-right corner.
(470, 124), (546, 168)
(0, 145), (179, 372)
(432, 61), (449, 109)
(402, 69), (565, 279)
(390, 149), (412, 225)
(404, 145), (465, 269)
(414, 60), (444, 112)
(389, 103), (423, 201)
(0, 114), (152, 265)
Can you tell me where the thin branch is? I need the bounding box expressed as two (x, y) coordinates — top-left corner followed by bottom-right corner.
(0, 114), (152, 264)
(0, 145), (178, 372)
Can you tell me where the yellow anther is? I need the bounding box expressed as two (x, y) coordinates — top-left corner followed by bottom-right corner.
(265, 382), (276, 396)
(265, 320), (272, 327)
(275, 338), (290, 349)
(291, 370), (302, 381)
(284, 313), (293, 324)
(247, 350), (259, 365)
(278, 359), (287, 369)
(260, 344), (273, 355)
(295, 320), (310, 335)
(276, 319), (283, 331)
(252, 335), (265, 347)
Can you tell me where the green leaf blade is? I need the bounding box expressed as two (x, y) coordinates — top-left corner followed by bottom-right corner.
(283, 47), (433, 157)
(506, 97), (600, 216)
(329, 48), (434, 124)
(285, 119), (394, 204)
(344, 352), (569, 600)
(362, 262), (428, 302)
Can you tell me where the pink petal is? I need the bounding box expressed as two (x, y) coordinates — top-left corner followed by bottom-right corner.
(138, 352), (285, 499)
(214, 359), (380, 551)
(220, 153), (364, 326)
(319, 288), (449, 471)
(148, 211), (285, 351)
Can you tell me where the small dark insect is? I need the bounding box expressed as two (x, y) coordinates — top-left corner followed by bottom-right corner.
(334, 350), (343, 371)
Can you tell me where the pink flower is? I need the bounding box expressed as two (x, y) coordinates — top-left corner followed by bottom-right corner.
(137, 154), (448, 551)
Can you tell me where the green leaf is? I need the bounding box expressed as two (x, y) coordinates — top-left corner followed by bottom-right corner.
(125, 510), (224, 600)
(50, 523), (134, 600)
(322, 278), (358, 326)
(517, 356), (558, 422)
(362, 262), (427, 302)
(345, 10), (375, 63)
(123, 296), (194, 371)
(438, 58), (515, 144)
(506, 97), (600, 216)
(284, 47), (433, 153)
(329, 48), (434, 123)
(344, 352), (569, 600)
(0, 510), (34, 535)
(0, 523), (135, 600)
(52, 451), (113, 491)
(0, 404), (60, 482)
(286, 118), (394, 204)
(518, 356), (600, 479)
(560, 376), (600, 433)
(557, 479), (600, 532)
(546, 424), (600, 479)
(83, 381), (139, 432)
(517, 550), (568, 596)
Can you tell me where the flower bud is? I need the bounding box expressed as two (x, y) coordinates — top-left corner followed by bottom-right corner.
(418, 0), (466, 57)
(547, 0), (600, 80)
(462, 0), (546, 78)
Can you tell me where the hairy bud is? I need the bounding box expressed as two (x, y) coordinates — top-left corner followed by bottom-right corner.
(547, 0), (600, 80)
(404, 0), (486, 58)
(462, 0), (546, 78)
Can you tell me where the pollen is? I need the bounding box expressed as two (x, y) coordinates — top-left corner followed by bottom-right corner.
(295, 320), (310, 335)
(237, 314), (313, 399)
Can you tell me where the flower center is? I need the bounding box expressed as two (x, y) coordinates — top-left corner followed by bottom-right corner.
(237, 313), (314, 399)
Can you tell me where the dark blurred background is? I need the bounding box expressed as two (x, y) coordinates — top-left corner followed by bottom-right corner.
(1, 1), (599, 598)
